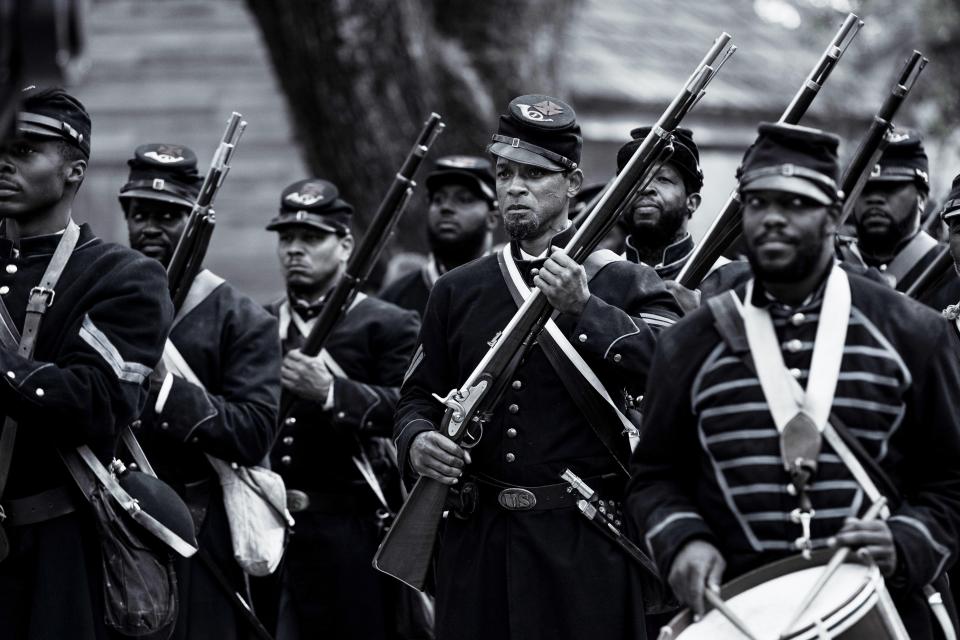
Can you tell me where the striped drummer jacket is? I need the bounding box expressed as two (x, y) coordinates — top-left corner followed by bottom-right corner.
(627, 272), (960, 595)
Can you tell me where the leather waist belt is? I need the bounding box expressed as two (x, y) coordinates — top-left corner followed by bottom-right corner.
(2, 486), (78, 526)
(473, 473), (621, 512)
(286, 489), (381, 514)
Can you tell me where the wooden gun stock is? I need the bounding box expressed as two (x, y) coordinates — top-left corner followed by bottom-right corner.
(374, 32), (737, 591)
(372, 476), (450, 591)
(677, 12), (862, 289)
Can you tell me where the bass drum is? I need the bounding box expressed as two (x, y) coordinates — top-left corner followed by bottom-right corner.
(658, 550), (909, 639)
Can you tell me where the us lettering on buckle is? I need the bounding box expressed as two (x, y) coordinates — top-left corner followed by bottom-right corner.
(498, 488), (536, 511)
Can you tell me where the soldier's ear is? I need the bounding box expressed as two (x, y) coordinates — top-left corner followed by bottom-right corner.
(566, 168), (584, 198)
(64, 158), (86, 187)
(686, 192), (702, 217)
(339, 234), (355, 262)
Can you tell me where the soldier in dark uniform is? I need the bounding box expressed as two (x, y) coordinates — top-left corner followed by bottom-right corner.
(395, 94), (683, 640)
(615, 127), (715, 312)
(941, 175), (960, 330)
(119, 143), (281, 639)
(0, 88), (174, 639)
(617, 127), (703, 281)
(263, 179), (420, 640)
(627, 123), (960, 639)
(381, 155), (498, 316)
(844, 131), (960, 309)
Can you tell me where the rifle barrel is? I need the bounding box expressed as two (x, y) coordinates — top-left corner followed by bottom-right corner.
(837, 51), (927, 226)
(677, 13), (862, 289)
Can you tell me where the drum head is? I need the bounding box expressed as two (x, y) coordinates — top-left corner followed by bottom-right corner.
(661, 551), (882, 640)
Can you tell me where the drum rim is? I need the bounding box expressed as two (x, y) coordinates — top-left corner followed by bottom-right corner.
(660, 550), (881, 638)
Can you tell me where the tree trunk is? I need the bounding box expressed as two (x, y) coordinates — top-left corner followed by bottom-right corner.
(245, 0), (578, 254)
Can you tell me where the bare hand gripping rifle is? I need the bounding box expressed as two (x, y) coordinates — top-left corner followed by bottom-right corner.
(374, 33), (737, 591)
(676, 13), (862, 289)
(166, 112), (247, 312)
(278, 113), (445, 419)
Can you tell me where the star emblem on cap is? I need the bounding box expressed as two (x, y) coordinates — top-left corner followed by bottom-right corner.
(533, 100), (564, 116)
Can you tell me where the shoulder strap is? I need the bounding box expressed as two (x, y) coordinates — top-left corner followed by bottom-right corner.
(0, 221), (80, 506)
(890, 231), (938, 290)
(583, 249), (624, 281)
(172, 269), (225, 329)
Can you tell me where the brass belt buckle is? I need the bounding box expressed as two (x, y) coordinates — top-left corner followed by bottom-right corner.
(286, 489), (310, 513)
(497, 488), (536, 511)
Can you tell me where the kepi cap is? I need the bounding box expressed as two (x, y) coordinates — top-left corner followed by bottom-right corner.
(738, 122), (841, 206)
(940, 173), (960, 222)
(617, 126), (703, 193)
(119, 143), (203, 209)
(424, 155), (496, 205)
(267, 179), (353, 235)
(867, 129), (929, 194)
(16, 86), (91, 157)
(488, 94), (581, 172)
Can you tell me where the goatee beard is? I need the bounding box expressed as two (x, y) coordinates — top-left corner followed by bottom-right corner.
(504, 211), (541, 240)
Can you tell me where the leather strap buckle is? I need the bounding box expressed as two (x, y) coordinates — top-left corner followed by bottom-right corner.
(29, 286), (55, 308)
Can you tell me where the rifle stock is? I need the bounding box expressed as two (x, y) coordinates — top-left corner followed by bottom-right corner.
(167, 112), (247, 310)
(371, 475), (449, 590)
(677, 12), (862, 289)
(374, 32), (737, 591)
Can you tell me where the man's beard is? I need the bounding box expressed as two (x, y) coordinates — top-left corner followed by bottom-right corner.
(624, 203), (687, 250)
(503, 209), (542, 240)
(428, 222), (489, 269)
(856, 210), (917, 259)
(746, 237), (826, 283)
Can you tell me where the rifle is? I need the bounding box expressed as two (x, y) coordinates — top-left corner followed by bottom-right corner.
(166, 112), (246, 312)
(676, 12), (862, 289)
(374, 32), (737, 591)
(836, 51), (927, 227)
(278, 112), (444, 418)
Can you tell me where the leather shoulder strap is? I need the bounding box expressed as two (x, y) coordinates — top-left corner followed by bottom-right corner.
(584, 249), (624, 281)
(0, 221), (80, 504)
(496, 247), (632, 474)
(706, 291), (750, 355)
(172, 269), (225, 329)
